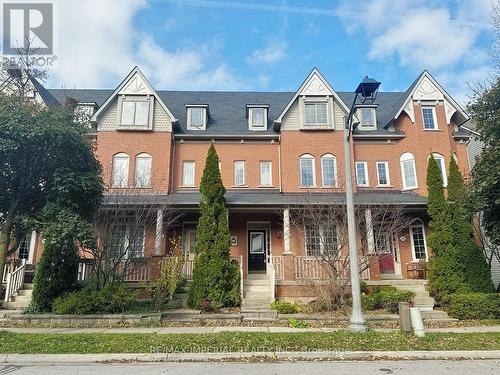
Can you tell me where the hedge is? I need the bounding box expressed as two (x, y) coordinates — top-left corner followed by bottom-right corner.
(448, 293), (500, 320)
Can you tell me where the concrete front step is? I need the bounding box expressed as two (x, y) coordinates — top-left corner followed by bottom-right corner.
(23, 283), (34, 290)
(241, 298), (273, 309)
(244, 279), (270, 286)
(17, 289), (33, 296)
(420, 310), (449, 320)
(241, 307), (277, 319)
(2, 301), (29, 310)
(246, 273), (268, 280)
(244, 292), (272, 299)
(11, 294), (31, 302)
(244, 285), (271, 293)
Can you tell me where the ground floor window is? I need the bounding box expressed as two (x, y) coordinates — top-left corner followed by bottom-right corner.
(305, 222), (337, 256)
(109, 224), (145, 259)
(410, 223), (427, 261)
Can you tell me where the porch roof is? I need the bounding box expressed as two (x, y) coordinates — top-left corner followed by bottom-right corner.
(102, 190), (427, 208)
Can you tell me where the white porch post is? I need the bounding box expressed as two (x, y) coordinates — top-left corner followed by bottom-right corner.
(365, 208), (375, 254)
(154, 208), (164, 256)
(283, 208), (291, 255)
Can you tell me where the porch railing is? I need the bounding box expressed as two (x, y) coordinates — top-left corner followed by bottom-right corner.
(270, 256), (285, 280)
(269, 260), (276, 301)
(3, 259), (26, 303)
(77, 259), (151, 283)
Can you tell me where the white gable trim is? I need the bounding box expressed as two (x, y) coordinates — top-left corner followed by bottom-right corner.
(275, 68), (350, 123)
(395, 71), (468, 125)
(91, 66), (177, 123)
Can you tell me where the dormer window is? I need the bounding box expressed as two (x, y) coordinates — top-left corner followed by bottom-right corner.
(304, 102), (328, 125)
(117, 95), (153, 130)
(357, 107), (376, 130)
(186, 105), (208, 130)
(247, 105), (268, 130)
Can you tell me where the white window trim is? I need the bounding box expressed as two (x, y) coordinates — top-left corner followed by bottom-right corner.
(134, 153), (152, 188)
(304, 222), (340, 256)
(431, 153), (448, 187)
(248, 107), (268, 131)
(321, 154), (337, 187)
(186, 105), (208, 130)
(182, 160), (196, 187)
(111, 153), (130, 188)
(376, 161), (390, 187)
(111, 224), (146, 259)
(355, 161), (369, 187)
(259, 161), (273, 186)
(117, 95), (154, 130)
(357, 107), (377, 130)
(421, 106), (439, 130)
(400, 153), (418, 190)
(409, 223), (428, 261)
(233, 161), (246, 186)
(302, 98), (330, 127)
(299, 154), (316, 187)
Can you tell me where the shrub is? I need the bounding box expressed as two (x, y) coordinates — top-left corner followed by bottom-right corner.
(448, 293), (500, 320)
(288, 317), (309, 328)
(147, 240), (184, 307)
(52, 283), (136, 315)
(271, 299), (302, 314)
(360, 286), (414, 313)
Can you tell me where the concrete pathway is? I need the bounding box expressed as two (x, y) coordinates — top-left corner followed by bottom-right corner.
(1, 325), (499, 334)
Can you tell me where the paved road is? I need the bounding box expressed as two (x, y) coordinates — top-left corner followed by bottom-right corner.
(0, 361), (499, 375)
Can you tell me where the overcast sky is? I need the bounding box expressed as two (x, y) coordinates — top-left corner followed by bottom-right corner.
(25, 0), (497, 105)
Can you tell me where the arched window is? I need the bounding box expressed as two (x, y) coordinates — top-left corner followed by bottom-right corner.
(135, 153), (152, 187)
(112, 153), (130, 187)
(299, 154), (316, 187)
(400, 152), (417, 190)
(431, 153), (447, 187)
(409, 219), (428, 261)
(321, 154), (337, 187)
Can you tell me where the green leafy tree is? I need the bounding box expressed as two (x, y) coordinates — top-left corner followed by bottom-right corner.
(427, 155), (493, 299)
(0, 94), (103, 281)
(468, 78), (500, 248)
(188, 145), (240, 309)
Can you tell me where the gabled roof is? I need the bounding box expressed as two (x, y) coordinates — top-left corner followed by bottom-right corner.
(28, 74), (60, 107)
(275, 68), (351, 124)
(90, 66), (177, 123)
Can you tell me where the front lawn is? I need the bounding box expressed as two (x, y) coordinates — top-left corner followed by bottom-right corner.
(0, 331), (498, 353)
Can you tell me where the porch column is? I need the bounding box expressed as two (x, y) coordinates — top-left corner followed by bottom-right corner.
(365, 208), (375, 254)
(283, 208), (291, 255)
(154, 208), (164, 256)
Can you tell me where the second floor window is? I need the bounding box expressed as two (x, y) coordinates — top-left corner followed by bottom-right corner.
(120, 98), (151, 127)
(135, 153), (152, 187)
(112, 153), (130, 187)
(400, 152), (418, 190)
(249, 107), (267, 130)
(355, 162), (369, 186)
(422, 106), (438, 129)
(358, 107), (376, 130)
(260, 161), (272, 186)
(376, 161), (390, 186)
(182, 161), (195, 187)
(234, 161), (246, 186)
(299, 155), (315, 187)
(321, 154), (336, 187)
(432, 153), (447, 187)
(304, 102), (328, 125)
(187, 106), (207, 130)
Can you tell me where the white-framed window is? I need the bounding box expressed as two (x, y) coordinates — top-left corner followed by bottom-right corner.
(400, 152), (418, 190)
(376, 161), (390, 186)
(109, 224), (145, 259)
(182, 161), (195, 187)
(186, 106), (207, 130)
(248, 107), (267, 130)
(410, 222), (428, 261)
(299, 154), (316, 187)
(259, 161), (272, 186)
(119, 96), (153, 128)
(355, 161), (369, 187)
(111, 153), (130, 187)
(234, 161), (246, 186)
(304, 102), (328, 125)
(134, 153), (152, 187)
(357, 107), (376, 130)
(305, 222), (337, 256)
(432, 153), (447, 187)
(321, 154), (337, 187)
(421, 106), (438, 130)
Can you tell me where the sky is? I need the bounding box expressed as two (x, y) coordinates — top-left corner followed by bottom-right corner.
(23, 0), (499, 104)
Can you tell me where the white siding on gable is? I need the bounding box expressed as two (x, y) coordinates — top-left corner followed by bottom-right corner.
(281, 101), (301, 130)
(97, 98), (172, 132)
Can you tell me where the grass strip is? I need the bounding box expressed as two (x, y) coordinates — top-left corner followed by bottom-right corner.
(0, 331), (498, 354)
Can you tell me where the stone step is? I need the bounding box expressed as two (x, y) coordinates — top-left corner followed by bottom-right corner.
(23, 283), (34, 290)
(17, 289), (33, 296)
(420, 310), (449, 320)
(246, 273), (268, 280)
(244, 286), (271, 293)
(414, 296), (435, 305)
(244, 278), (270, 286)
(2, 301), (28, 310)
(241, 298), (273, 309)
(12, 294), (30, 302)
(244, 291), (272, 298)
(241, 310), (277, 319)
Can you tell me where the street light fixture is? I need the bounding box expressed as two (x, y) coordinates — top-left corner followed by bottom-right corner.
(344, 76), (381, 333)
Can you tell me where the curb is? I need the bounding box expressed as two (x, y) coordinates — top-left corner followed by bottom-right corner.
(2, 351), (500, 364)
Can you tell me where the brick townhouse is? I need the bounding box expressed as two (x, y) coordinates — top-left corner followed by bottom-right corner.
(5, 67), (473, 306)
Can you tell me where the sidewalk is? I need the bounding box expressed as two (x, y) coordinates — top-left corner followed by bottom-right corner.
(1, 325), (500, 334)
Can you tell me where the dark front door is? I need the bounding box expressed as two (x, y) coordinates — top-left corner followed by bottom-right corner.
(248, 230), (266, 271)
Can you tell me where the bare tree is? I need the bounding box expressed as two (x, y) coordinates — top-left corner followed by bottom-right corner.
(287, 189), (417, 309)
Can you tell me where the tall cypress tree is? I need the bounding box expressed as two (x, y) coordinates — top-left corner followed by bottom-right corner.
(187, 145), (241, 309)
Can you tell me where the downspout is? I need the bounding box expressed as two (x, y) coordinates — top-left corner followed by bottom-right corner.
(278, 133), (283, 193)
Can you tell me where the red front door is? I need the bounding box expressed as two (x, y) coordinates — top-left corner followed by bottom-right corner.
(377, 233), (396, 274)
(378, 253), (395, 274)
